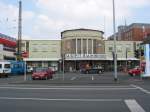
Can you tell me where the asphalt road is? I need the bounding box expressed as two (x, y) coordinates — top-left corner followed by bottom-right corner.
(0, 84), (150, 112)
(0, 72), (149, 112)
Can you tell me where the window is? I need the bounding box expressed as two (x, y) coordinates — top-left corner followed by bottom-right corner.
(0, 64), (2, 68)
(108, 47), (113, 52)
(21, 43), (25, 47)
(4, 64), (10, 68)
(117, 46), (122, 52)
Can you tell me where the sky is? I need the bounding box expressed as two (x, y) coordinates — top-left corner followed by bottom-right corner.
(0, 0), (150, 40)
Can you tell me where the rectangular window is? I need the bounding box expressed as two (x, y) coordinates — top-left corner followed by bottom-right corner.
(4, 64), (10, 68)
(0, 64), (2, 68)
(108, 47), (113, 52)
(77, 39), (81, 54)
(117, 46), (122, 52)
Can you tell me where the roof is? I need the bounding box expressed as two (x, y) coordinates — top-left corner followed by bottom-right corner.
(0, 33), (16, 42)
(61, 28), (104, 35)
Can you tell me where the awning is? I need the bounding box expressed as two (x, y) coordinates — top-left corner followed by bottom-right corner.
(23, 58), (61, 61)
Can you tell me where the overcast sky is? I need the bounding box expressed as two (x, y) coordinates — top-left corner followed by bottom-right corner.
(0, 0), (150, 40)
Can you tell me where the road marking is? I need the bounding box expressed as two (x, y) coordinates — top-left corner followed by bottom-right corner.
(0, 97), (122, 102)
(0, 86), (138, 90)
(0, 85), (134, 88)
(130, 84), (150, 95)
(125, 99), (145, 112)
(92, 76), (94, 80)
(70, 77), (76, 80)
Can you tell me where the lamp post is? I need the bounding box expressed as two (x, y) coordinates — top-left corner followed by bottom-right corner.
(59, 60), (61, 72)
(62, 53), (65, 81)
(112, 0), (118, 81)
(126, 47), (128, 72)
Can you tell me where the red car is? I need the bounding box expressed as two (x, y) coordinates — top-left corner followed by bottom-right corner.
(128, 66), (143, 76)
(32, 68), (53, 80)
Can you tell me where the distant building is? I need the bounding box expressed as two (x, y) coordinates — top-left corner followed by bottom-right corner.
(108, 23), (150, 41)
(0, 33), (16, 60)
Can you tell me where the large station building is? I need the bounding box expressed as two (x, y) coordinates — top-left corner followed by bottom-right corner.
(61, 29), (140, 72)
(21, 28), (142, 72)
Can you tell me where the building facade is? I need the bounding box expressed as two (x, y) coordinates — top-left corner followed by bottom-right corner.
(0, 33), (16, 60)
(61, 29), (141, 72)
(105, 41), (141, 71)
(23, 40), (61, 71)
(20, 28), (143, 72)
(108, 23), (150, 41)
(61, 29), (106, 72)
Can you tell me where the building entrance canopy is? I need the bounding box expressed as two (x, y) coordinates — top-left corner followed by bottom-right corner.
(65, 54), (107, 60)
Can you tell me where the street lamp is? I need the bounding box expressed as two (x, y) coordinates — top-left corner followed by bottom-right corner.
(59, 59), (62, 73)
(112, 0), (118, 81)
(62, 53), (65, 81)
(125, 47), (129, 72)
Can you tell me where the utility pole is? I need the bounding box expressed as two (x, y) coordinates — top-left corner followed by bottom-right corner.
(62, 53), (65, 81)
(17, 0), (22, 61)
(112, 0), (118, 81)
(126, 48), (128, 71)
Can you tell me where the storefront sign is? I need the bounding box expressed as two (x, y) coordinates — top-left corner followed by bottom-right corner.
(65, 54), (106, 60)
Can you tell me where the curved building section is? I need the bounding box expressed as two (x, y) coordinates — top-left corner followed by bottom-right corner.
(61, 28), (105, 72)
(61, 29), (104, 55)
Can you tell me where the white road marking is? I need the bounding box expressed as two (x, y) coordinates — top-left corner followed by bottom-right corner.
(130, 84), (150, 95)
(125, 99), (146, 112)
(92, 76), (94, 80)
(0, 85), (134, 88)
(70, 77), (76, 80)
(0, 86), (138, 90)
(0, 97), (122, 102)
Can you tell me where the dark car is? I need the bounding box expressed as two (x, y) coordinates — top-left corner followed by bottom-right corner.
(32, 68), (53, 80)
(128, 66), (143, 76)
(81, 65), (104, 74)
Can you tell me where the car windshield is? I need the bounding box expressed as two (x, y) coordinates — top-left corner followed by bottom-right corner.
(4, 64), (10, 68)
(35, 68), (47, 72)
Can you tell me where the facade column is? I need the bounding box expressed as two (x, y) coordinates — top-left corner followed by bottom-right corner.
(76, 38), (78, 54)
(92, 39), (93, 54)
(81, 38), (83, 54)
(86, 38), (88, 54)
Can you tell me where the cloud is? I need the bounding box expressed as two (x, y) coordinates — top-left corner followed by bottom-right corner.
(0, 1), (35, 39)
(35, 0), (150, 38)
(0, 0), (150, 40)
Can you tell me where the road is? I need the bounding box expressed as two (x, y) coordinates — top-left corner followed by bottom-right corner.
(0, 72), (149, 112)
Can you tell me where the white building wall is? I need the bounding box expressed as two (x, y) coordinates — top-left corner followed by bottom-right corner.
(0, 44), (3, 60)
(105, 41), (136, 60)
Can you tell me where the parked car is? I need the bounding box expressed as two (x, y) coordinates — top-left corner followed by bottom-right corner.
(0, 61), (11, 77)
(81, 65), (104, 74)
(32, 67), (53, 80)
(128, 66), (143, 76)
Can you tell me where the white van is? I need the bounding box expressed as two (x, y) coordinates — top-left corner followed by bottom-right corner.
(0, 61), (11, 77)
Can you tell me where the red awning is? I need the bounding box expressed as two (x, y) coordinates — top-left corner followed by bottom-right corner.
(0, 38), (16, 47)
